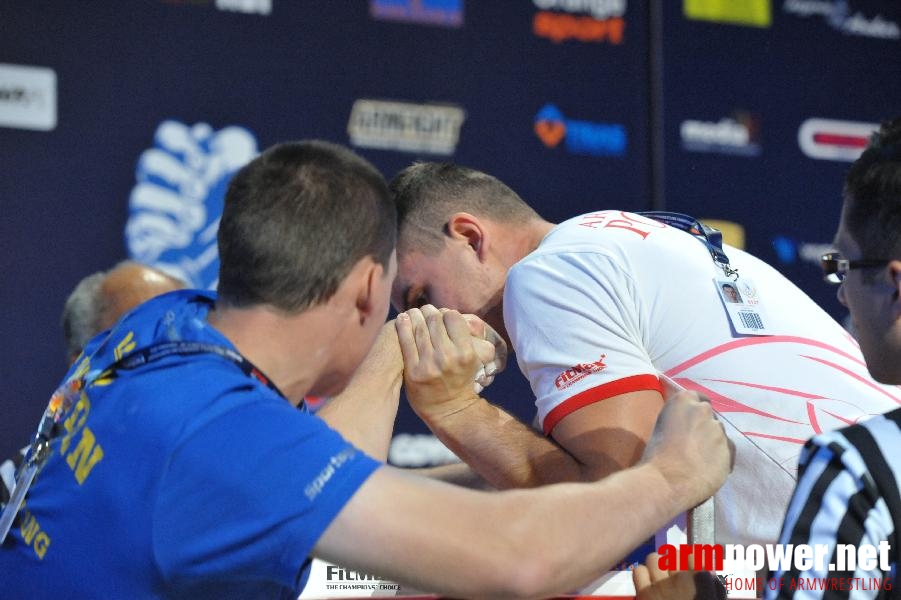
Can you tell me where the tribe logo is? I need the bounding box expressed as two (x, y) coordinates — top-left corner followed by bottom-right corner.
(532, 0), (627, 44)
(797, 118), (878, 162)
(783, 0), (900, 40)
(125, 120), (259, 289)
(534, 104), (627, 157)
(370, 0), (463, 28)
(555, 355), (607, 390)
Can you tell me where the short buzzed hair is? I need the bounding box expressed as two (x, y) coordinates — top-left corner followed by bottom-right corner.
(389, 162), (542, 255)
(843, 118), (901, 259)
(217, 140), (395, 313)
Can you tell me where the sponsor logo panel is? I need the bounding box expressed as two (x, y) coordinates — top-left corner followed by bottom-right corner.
(783, 0), (900, 40)
(532, 0), (627, 44)
(347, 99), (466, 155)
(798, 117), (877, 162)
(369, 0), (463, 28)
(555, 356), (607, 390)
(215, 0), (271, 15)
(534, 104), (627, 157)
(680, 112), (761, 157)
(683, 0), (772, 28)
(0, 63), (57, 131)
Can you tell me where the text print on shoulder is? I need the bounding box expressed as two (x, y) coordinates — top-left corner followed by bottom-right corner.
(578, 211), (666, 239)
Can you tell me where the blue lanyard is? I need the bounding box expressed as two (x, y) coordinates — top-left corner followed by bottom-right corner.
(0, 340), (296, 543)
(637, 211), (739, 278)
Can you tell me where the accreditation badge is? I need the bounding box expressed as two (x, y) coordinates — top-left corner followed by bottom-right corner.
(715, 277), (772, 336)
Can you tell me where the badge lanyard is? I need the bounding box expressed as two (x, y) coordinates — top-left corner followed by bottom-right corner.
(637, 211), (739, 279)
(0, 341), (295, 543)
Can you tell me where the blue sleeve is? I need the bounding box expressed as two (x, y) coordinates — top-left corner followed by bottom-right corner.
(151, 397), (381, 590)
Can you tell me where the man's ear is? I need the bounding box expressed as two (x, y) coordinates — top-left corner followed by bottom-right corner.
(355, 258), (386, 324)
(890, 260), (901, 311)
(447, 212), (487, 260)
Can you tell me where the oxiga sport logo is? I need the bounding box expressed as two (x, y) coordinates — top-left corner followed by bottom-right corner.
(125, 121), (258, 289)
(534, 103), (627, 157)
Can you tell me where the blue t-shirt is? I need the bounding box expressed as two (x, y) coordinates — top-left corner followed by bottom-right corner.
(0, 290), (381, 599)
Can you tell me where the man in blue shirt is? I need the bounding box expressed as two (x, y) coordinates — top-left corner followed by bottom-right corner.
(0, 140), (733, 599)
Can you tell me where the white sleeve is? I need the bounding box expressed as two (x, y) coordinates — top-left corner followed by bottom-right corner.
(504, 249), (662, 435)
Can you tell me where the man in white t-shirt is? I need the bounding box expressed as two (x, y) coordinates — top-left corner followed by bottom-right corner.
(388, 163), (901, 548)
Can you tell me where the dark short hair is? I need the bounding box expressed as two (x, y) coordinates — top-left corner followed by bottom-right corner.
(389, 162), (541, 255)
(843, 118), (901, 259)
(217, 140), (395, 312)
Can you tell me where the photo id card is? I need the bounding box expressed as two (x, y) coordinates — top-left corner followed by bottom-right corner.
(715, 277), (772, 335)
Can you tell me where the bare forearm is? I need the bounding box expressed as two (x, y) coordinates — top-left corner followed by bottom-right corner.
(413, 461), (494, 489)
(318, 323), (403, 460)
(490, 463), (684, 597)
(319, 464), (685, 599)
(423, 398), (588, 489)
(317, 372), (401, 460)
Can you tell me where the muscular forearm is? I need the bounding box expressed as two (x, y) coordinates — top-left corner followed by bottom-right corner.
(413, 461), (494, 489)
(421, 397), (590, 489)
(320, 463), (687, 599)
(318, 323), (403, 460)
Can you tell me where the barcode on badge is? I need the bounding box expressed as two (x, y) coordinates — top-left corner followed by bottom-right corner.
(738, 311), (764, 330)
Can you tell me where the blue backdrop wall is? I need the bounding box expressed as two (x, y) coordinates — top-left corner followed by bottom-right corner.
(2, 0), (899, 463)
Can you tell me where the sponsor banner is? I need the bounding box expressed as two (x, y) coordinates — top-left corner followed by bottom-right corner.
(783, 0), (900, 41)
(680, 113), (761, 157)
(347, 99), (466, 156)
(388, 433), (458, 467)
(125, 120), (259, 289)
(301, 559), (403, 598)
(532, 0), (627, 44)
(369, 0), (463, 28)
(534, 103), (627, 157)
(683, 0), (772, 28)
(0, 63), (57, 131)
(798, 117), (877, 162)
(657, 542), (894, 598)
(215, 0), (272, 15)
(772, 236), (832, 267)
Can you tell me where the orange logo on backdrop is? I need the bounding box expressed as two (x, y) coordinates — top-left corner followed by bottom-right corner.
(534, 120), (567, 147)
(533, 12), (625, 44)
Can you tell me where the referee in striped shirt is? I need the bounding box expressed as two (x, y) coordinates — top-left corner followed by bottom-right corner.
(766, 118), (901, 599)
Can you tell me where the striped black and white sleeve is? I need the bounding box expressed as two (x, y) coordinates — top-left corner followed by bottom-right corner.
(765, 409), (901, 599)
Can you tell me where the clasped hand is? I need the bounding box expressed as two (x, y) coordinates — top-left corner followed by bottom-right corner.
(395, 305), (503, 421)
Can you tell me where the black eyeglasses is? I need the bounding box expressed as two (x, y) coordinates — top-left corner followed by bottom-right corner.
(820, 252), (890, 284)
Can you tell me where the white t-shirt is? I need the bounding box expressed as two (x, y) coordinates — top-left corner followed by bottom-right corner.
(504, 211), (901, 546)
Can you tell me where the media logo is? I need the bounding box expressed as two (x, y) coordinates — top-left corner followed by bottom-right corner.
(532, 0), (627, 44)
(680, 113), (761, 157)
(369, 0), (463, 28)
(125, 120), (259, 289)
(783, 1), (900, 40)
(347, 99), (466, 155)
(798, 118), (877, 162)
(0, 63), (57, 131)
(555, 356), (607, 390)
(215, 0), (272, 15)
(683, 0), (772, 28)
(534, 104), (627, 157)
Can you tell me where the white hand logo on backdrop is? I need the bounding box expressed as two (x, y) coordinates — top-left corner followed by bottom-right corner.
(125, 120), (258, 289)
